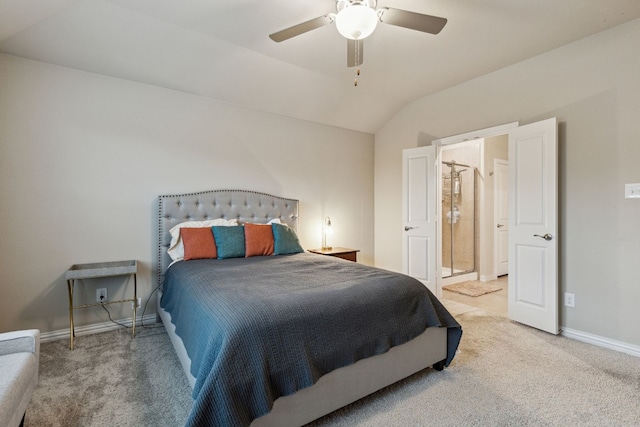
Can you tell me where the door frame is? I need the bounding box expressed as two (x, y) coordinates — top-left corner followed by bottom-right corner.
(494, 159), (509, 278)
(432, 122), (519, 297)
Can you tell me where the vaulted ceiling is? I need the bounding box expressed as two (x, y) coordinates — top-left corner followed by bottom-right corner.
(2, 0), (639, 133)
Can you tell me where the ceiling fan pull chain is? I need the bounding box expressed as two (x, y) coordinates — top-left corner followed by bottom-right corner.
(354, 39), (360, 86)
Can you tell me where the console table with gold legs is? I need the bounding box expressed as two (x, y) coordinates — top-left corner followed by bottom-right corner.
(65, 260), (138, 350)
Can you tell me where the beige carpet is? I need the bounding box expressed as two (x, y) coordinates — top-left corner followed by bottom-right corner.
(25, 326), (192, 427)
(443, 280), (502, 297)
(26, 301), (640, 426)
(310, 300), (640, 426)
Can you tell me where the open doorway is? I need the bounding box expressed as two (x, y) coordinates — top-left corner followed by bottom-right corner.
(440, 141), (480, 286)
(437, 133), (509, 316)
(404, 119), (558, 331)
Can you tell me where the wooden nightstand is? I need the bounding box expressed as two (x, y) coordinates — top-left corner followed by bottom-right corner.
(308, 247), (360, 262)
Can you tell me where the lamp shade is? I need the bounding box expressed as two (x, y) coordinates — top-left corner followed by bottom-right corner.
(335, 4), (378, 40)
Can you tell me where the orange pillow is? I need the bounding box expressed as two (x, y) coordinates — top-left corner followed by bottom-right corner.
(181, 228), (217, 260)
(244, 223), (274, 257)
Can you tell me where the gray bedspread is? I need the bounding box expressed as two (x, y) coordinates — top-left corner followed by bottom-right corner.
(160, 253), (461, 426)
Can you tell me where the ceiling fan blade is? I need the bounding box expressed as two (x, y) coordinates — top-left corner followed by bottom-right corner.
(379, 8), (447, 35)
(347, 39), (364, 68)
(269, 15), (334, 42)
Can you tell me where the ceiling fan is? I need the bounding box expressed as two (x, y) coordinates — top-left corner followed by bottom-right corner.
(269, 0), (447, 68)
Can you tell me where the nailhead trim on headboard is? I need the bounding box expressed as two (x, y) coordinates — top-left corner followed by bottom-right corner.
(157, 190), (299, 287)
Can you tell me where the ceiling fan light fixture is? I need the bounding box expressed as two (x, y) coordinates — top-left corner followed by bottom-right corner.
(335, 4), (378, 40)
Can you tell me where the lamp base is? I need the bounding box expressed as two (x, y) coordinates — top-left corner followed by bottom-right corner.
(321, 246), (333, 250)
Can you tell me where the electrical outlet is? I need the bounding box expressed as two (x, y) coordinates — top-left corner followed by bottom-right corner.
(564, 292), (575, 308)
(132, 298), (141, 309)
(96, 288), (107, 303)
(625, 183), (640, 199)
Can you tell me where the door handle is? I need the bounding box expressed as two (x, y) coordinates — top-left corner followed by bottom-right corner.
(534, 233), (553, 241)
(496, 224), (504, 228)
(404, 226), (418, 231)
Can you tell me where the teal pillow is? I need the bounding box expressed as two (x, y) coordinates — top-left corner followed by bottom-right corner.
(272, 223), (304, 255)
(212, 226), (245, 259)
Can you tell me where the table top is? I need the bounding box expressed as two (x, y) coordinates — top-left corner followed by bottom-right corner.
(65, 260), (137, 280)
(308, 247), (360, 256)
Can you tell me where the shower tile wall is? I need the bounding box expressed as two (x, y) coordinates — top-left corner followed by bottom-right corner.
(442, 145), (480, 275)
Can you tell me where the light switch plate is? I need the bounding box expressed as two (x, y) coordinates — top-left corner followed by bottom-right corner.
(625, 183), (640, 199)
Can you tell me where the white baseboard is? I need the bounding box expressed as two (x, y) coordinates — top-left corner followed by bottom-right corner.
(479, 274), (498, 282)
(561, 327), (640, 358)
(41, 314), (158, 343)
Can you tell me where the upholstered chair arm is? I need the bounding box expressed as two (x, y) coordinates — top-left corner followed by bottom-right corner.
(0, 330), (40, 358)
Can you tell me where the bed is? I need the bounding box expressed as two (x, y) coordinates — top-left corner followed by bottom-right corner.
(156, 189), (462, 426)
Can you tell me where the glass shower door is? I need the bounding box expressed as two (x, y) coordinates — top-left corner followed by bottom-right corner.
(442, 161), (476, 278)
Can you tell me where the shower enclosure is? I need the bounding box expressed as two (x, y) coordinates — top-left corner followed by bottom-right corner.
(442, 160), (476, 279)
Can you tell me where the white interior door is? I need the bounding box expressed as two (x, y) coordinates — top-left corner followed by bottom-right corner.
(494, 159), (509, 277)
(508, 118), (558, 334)
(402, 146), (437, 294)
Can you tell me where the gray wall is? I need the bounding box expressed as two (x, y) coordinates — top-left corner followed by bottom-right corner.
(374, 18), (640, 346)
(0, 54), (374, 334)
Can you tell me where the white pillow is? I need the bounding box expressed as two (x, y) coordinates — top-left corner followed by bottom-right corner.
(167, 218), (238, 261)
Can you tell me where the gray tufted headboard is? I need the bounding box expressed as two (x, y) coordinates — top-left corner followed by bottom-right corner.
(157, 189), (299, 286)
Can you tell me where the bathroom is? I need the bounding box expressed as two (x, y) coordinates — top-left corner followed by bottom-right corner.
(440, 135), (509, 289)
(441, 142), (480, 286)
